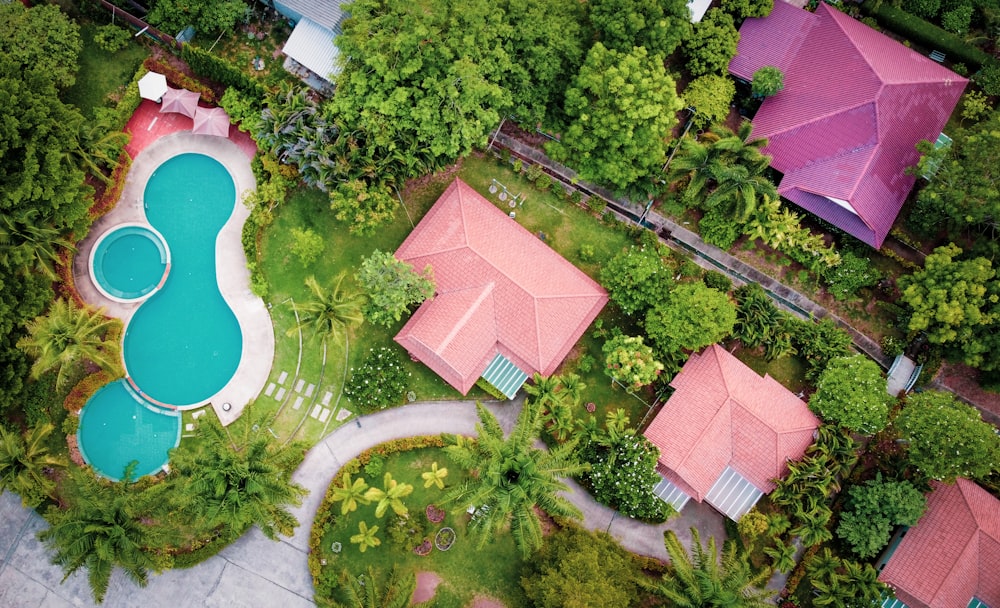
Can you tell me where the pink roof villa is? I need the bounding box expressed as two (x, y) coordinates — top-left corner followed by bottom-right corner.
(393, 179), (607, 399)
(728, 1), (967, 248)
(879, 478), (1000, 608)
(643, 344), (819, 520)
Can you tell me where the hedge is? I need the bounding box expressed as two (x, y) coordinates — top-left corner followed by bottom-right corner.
(862, 1), (992, 69)
(64, 370), (118, 413)
(180, 44), (266, 99)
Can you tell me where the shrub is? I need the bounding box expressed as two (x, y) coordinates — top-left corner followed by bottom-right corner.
(180, 44), (265, 97)
(684, 74), (736, 127)
(289, 227), (324, 266)
(880, 335), (906, 357)
(93, 24), (131, 53)
(699, 208), (743, 249)
(602, 334), (664, 390)
(905, 0), (941, 19)
(751, 66), (784, 98)
(583, 433), (673, 521)
(579, 244), (596, 262)
(810, 355), (892, 434)
(864, 2), (991, 69)
(836, 476), (926, 559)
(961, 90), (990, 123)
(702, 270), (733, 293)
(822, 250), (881, 301)
(975, 61), (1000, 96)
(343, 347), (410, 413)
(941, 2), (973, 35)
(64, 371), (118, 413)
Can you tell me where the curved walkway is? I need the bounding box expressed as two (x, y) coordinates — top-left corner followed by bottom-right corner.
(74, 132), (273, 425)
(0, 400), (725, 607)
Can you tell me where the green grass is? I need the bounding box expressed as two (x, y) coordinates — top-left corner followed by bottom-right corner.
(729, 341), (809, 395)
(315, 447), (529, 607)
(63, 23), (148, 118)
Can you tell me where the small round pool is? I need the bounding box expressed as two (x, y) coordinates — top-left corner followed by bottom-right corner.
(90, 224), (170, 302)
(77, 380), (181, 482)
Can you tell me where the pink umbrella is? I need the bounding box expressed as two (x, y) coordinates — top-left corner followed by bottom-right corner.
(191, 107), (231, 137)
(159, 87), (201, 118)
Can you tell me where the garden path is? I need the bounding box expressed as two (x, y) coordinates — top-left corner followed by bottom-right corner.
(0, 399), (728, 607)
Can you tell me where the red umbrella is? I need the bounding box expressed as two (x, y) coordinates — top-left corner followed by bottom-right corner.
(191, 107), (231, 137)
(159, 87), (201, 118)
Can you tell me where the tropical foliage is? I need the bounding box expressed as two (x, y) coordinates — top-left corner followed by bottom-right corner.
(0, 422), (66, 507)
(600, 244), (672, 317)
(329, 472), (371, 515)
(684, 74), (736, 128)
(363, 472), (414, 518)
(805, 548), (888, 608)
(587, 0), (691, 57)
(333, 566), (414, 608)
(355, 250), (434, 328)
(809, 355), (892, 435)
(645, 282), (736, 362)
(733, 283), (794, 360)
(751, 66), (784, 98)
(442, 402), (588, 556)
(602, 334), (664, 390)
(343, 347), (411, 413)
(682, 9), (741, 77)
(836, 475), (927, 559)
(894, 390), (1000, 481)
(288, 275), (365, 347)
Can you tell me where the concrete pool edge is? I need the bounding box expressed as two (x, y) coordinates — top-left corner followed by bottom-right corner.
(74, 132), (274, 426)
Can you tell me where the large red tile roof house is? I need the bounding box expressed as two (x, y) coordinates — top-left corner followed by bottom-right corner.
(643, 344), (819, 520)
(393, 179), (608, 399)
(879, 478), (1000, 608)
(728, 1), (967, 248)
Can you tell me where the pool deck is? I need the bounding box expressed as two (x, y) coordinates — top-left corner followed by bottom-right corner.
(74, 131), (273, 426)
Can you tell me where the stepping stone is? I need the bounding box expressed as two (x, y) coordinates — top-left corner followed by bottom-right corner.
(185, 423), (195, 432)
(277, 371), (288, 385)
(295, 379), (305, 393)
(264, 383), (276, 397)
(321, 391), (333, 406)
(310, 404), (323, 420)
(192, 410), (206, 419)
(275, 387), (286, 400)
(305, 383), (316, 397)
(293, 396), (304, 410)
(318, 408), (331, 423)
(335, 408), (352, 422)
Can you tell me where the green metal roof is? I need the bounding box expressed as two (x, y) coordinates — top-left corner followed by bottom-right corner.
(881, 596), (908, 608)
(968, 597), (990, 608)
(481, 353), (528, 400)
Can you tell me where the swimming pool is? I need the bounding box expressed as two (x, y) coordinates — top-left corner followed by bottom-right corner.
(90, 224), (170, 302)
(122, 153), (243, 407)
(77, 380), (180, 482)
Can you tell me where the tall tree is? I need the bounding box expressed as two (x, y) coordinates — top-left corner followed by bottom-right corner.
(587, 0), (692, 57)
(649, 528), (771, 607)
(894, 390), (1000, 482)
(683, 9), (741, 77)
(38, 468), (167, 603)
(17, 299), (121, 392)
(600, 244), (673, 317)
(171, 412), (308, 539)
(645, 282), (736, 358)
(0, 422), (66, 508)
(810, 355), (892, 435)
(355, 250), (434, 328)
(836, 475), (926, 559)
(548, 43), (683, 196)
(147, 0), (249, 35)
(0, 3), (82, 90)
(442, 402), (588, 556)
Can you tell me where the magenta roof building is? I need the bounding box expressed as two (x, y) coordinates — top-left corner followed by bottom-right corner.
(728, 2), (967, 248)
(394, 179), (607, 398)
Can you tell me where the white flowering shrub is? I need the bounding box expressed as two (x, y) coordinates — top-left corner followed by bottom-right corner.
(344, 347), (411, 413)
(582, 432), (672, 522)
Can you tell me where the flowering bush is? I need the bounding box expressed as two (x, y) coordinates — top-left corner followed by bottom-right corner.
(583, 432), (672, 522)
(602, 334), (663, 390)
(344, 347), (411, 413)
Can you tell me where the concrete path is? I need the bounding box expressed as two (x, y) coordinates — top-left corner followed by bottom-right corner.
(1, 400), (726, 607)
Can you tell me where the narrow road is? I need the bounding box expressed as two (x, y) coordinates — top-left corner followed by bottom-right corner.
(0, 400), (726, 608)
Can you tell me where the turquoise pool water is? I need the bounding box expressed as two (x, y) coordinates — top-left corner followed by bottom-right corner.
(91, 225), (169, 301)
(123, 153), (242, 406)
(77, 380), (180, 482)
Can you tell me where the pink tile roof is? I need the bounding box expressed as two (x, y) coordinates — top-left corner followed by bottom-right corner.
(642, 344), (819, 501)
(728, 2), (966, 248)
(880, 479), (1000, 608)
(393, 179), (608, 395)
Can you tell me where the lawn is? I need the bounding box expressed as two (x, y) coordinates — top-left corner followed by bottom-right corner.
(64, 23), (149, 118)
(728, 341), (810, 395)
(314, 447), (529, 608)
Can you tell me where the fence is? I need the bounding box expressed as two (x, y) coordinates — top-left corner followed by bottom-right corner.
(94, 0), (180, 50)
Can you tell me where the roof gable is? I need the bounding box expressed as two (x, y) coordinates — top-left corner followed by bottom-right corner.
(643, 345), (819, 500)
(880, 479), (1000, 608)
(728, 1), (966, 248)
(394, 179), (607, 395)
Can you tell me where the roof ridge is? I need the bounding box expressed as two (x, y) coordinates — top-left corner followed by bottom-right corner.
(435, 283), (497, 353)
(927, 482), (981, 605)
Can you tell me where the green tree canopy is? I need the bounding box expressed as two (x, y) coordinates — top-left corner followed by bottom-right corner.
(587, 0), (692, 57)
(751, 66), (784, 97)
(443, 402), (588, 556)
(147, 0), (249, 35)
(895, 390), (1000, 482)
(683, 9), (741, 77)
(355, 250), (435, 328)
(0, 2), (82, 89)
(721, 0), (774, 19)
(836, 475), (927, 559)
(683, 74), (736, 128)
(333, 0), (513, 165)
(600, 244), (673, 317)
(520, 526), (642, 608)
(898, 243), (999, 371)
(809, 355), (892, 435)
(602, 334), (664, 390)
(645, 282), (736, 357)
(288, 274), (365, 346)
(548, 43), (682, 195)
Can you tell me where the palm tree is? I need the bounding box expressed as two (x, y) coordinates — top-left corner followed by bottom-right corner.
(442, 402), (589, 556)
(524, 373), (562, 411)
(421, 462), (448, 489)
(648, 527), (772, 608)
(764, 538), (797, 574)
(349, 521), (381, 553)
(17, 299), (121, 391)
(288, 274), (365, 347)
(364, 472), (413, 518)
(0, 423), (66, 508)
(335, 566), (415, 608)
(558, 373), (587, 406)
(172, 412), (308, 540)
(704, 162), (780, 221)
(329, 472), (371, 515)
(792, 506), (834, 547)
(0, 210), (76, 280)
(38, 468), (164, 603)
